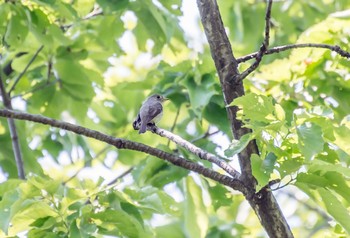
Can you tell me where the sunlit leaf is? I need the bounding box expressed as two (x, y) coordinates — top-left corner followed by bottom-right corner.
(4, 6), (28, 48)
(251, 154), (274, 188)
(318, 188), (350, 234)
(184, 177), (208, 238)
(92, 209), (149, 237)
(230, 93), (275, 123)
(224, 133), (254, 158)
(296, 122), (324, 160)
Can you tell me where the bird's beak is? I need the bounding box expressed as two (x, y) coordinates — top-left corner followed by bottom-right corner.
(163, 97), (169, 102)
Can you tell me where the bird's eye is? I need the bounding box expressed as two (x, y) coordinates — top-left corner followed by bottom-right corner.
(157, 95), (161, 99)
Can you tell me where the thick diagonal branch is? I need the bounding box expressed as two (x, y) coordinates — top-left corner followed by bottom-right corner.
(153, 127), (240, 179)
(0, 109), (248, 195)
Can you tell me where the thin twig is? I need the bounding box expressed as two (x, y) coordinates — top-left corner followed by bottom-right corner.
(94, 145), (113, 168)
(170, 106), (180, 133)
(167, 105), (181, 147)
(83, 8), (103, 20)
(61, 7), (103, 30)
(107, 167), (134, 186)
(46, 58), (52, 82)
(8, 45), (44, 95)
(0, 74), (25, 179)
(237, 43), (350, 63)
(0, 108), (248, 194)
(271, 176), (296, 191)
(11, 79), (59, 99)
(153, 127), (240, 179)
(283, 191), (331, 221)
(239, 0), (273, 80)
(63, 169), (81, 185)
(63, 145), (111, 184)
(190, 128), (220, 143)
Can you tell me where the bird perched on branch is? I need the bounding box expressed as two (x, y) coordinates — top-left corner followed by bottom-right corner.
(133, 94), (168, 134)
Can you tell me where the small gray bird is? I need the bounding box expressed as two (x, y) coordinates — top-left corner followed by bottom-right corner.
(133, 94), (168, 134)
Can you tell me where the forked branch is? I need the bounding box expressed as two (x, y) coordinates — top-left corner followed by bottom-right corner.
(237, 43), (350, 63)
(153, 127), (240, 179)
(0, 109), (248, 195)
(239, 0), (273, 80)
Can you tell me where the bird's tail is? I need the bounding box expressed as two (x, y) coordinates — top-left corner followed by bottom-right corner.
(139, 122), (147, 134)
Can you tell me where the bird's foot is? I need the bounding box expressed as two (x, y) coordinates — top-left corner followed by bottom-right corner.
(147, 122), (158, 132)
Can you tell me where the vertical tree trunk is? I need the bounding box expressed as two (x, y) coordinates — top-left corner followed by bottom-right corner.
(196, 0), (293, 237)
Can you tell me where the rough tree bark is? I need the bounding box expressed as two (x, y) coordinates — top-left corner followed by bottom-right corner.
(196, 0), (294, 237)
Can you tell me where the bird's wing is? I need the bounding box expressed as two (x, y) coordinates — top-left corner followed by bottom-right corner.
(141, 102), (163, 124)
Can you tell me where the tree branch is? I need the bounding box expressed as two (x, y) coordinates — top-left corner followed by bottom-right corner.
(237, 43), (350, 63)
(196, 0), (258, 191)
(239, 0), (273, 80)
(190, 128), (220, 143)
(107, 167), (134, 186)
(0, 109), (248, 195)
(12, 78), (59, 99)
(153, 127), (240, 179)
(197, 0), (294, 237)
(0, 76), (25, 179)
(8, 45), (44, 95)
(62, 7), (103, 30)
(283, 191), (331, 221)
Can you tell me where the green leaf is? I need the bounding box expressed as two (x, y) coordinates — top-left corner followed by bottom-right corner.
(120, 202), (144, 226)
(308, 159), (350, 178)
(69, 220), (80, 238)
(155, 222), (185, 238)
(27, 175), (61, 196)
(10, 200), (57, 235)
(203, 101), (231, 135)
(296, 122), (324, 160)
(29, 216), (56, 229)
(0, 189), (19, 234)
(184, 176), (208, 238)
(96, 0), (129, 13)
(132, 1), (167, 53)
(318, 188), (350, 234)
(148, 166), (188, 188)
(296, 172), (329, 188)
(274, 104), (285, 121)
(230, 93), (275, 123)
(4, 6), (28, 48)
(158, 0), (182, 15)
(11, 52), (45, 74)
(251, 154), (271, 188)
(0, 179), (23, 196)
(54, 59), (95, 101)
(27, 8), (54, 47)
(208, 184), (233, 211)
(224, 133), (254, 158)
(136, 157), (168, 186)
(296, 171), (350, 205)
(124, 186), (180, 215)
(278, 157), (304, 178)
(332, 125), (350, 156)
(263, 152), (277, 174)
(181, 74), (217, 118)
(92, 209), (147, 238)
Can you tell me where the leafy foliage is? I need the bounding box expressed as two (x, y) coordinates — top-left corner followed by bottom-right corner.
(0, 0), (350, 237)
